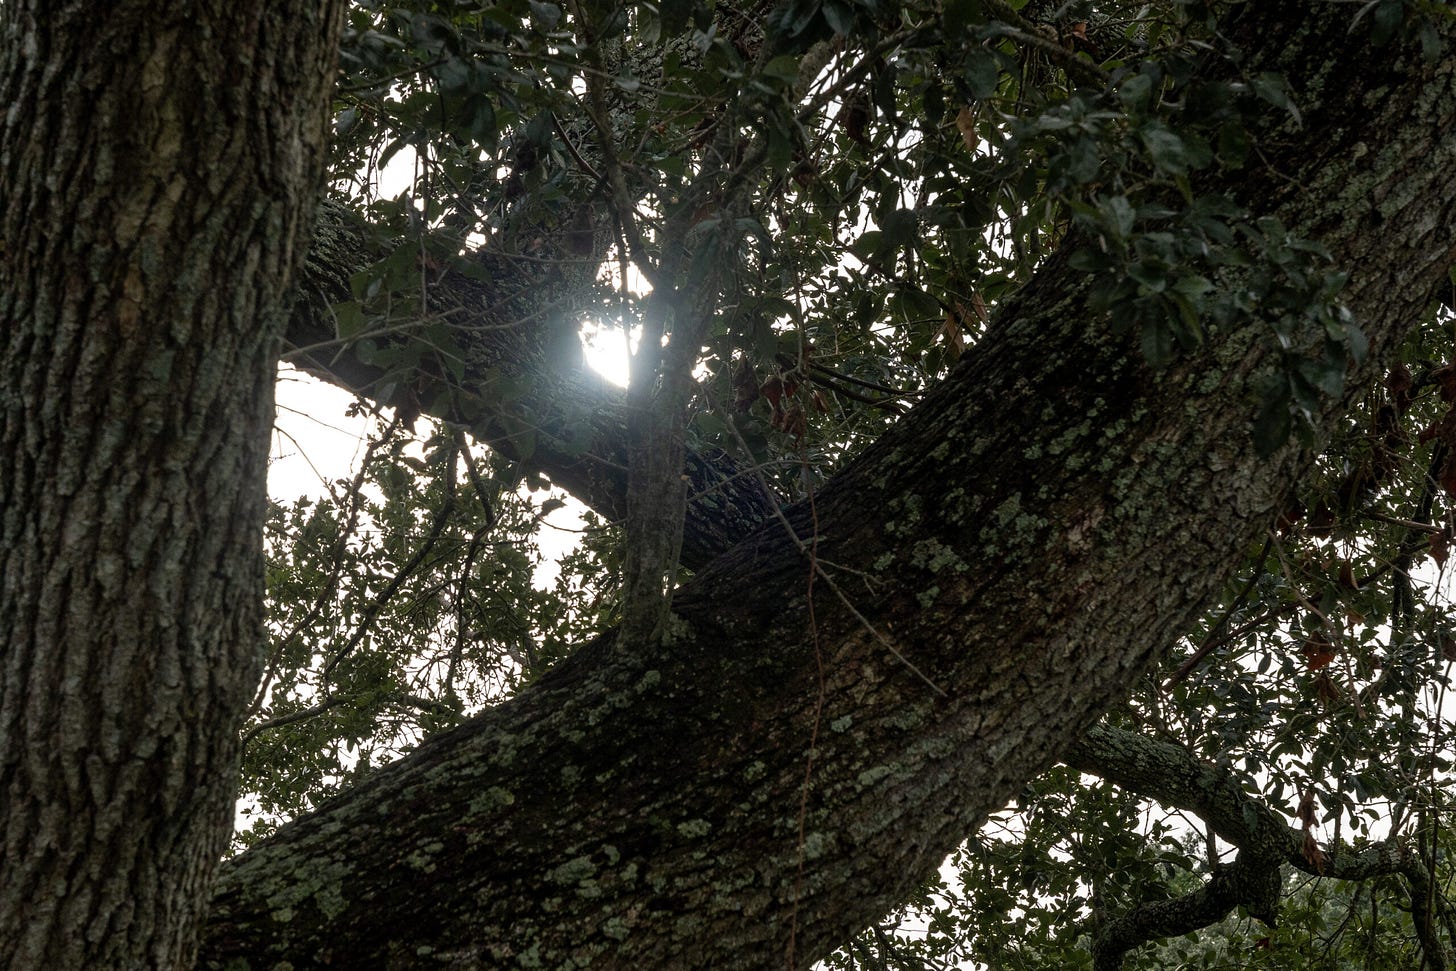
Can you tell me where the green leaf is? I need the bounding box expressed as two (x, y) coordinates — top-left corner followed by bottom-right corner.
(962, 49), (1000, 99)
(660, 0), (694, 34)
(821, 0), (853, 36)
(1251, 72), (1302, 126)
(334, 301), (367, 339)
(762, 55), (801, 85)
(1139, 124), (1189, 175)
(1252, 385), (1292, 456)
(850, 230), (884, 261)
(1118, 72), (1156, 113)
(1139, 321), (1173, 370)
(528, 0), (562, 28)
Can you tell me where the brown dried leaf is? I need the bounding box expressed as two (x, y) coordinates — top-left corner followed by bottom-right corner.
(760, 374), (784, 413)
(956, 106), (978, 154)
(1338, 560), (1359, 592)
(1434, 363), (1456, 402)
(1440, 451), (1456, 499)
(1431, 532), (1449, 569)
(1302, 831), (1327, 874)
(733, 358), (760, 412)
(782, 402), (807, 441)
(1276, 500), (1305, 534)
(1301, 634), (1336, 671)
(1314, 670), (1342, 707)
(1296, 789), (1317, 829)
(940, 312), (965, 360)
(1386, 363), (1413, 395)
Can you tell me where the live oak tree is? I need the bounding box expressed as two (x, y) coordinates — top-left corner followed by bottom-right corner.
(2, 2), (1455, 970)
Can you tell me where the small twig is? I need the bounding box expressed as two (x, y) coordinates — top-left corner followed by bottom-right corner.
(981, 0), (1111, 89)
(1164, 537), (1273, 690)
(247, 414), (399, 723)
(241, 697), (346, 746)
(322, 441), (461, 680)
(336, 57), (448, 96)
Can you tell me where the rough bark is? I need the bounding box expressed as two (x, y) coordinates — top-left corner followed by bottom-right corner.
(0, 3), (344, 967)
(199, 9), (1456, 969)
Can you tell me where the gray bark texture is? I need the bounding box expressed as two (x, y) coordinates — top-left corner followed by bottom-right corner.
(0, 2), (345, 967)
(198, 7), (1456, 970)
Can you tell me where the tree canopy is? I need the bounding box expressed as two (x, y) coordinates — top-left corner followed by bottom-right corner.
(3, 0), (1455, 968)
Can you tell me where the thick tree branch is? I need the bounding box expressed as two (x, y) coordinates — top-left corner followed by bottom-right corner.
(1091, 851), (1281, 971)
(1066, 724), (1452, 969)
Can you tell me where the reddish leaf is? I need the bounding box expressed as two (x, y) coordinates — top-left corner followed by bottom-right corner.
(1301, 633), (1336, 671)
(1314, 670), (1342, 707)
(1338, 560), (1359, 592)
(760, 374), (784, 412)
(733, 358), (760, 412)
(1440, 451), (1456, 499)
(1276, 500), (1305, 534)
(1431, 532), (1449, 569)
(1302, 831), (1326, 874)
(1296, 789), (1317, 829)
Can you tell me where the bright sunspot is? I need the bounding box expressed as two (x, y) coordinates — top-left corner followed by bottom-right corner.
(579, 320), (636, 388)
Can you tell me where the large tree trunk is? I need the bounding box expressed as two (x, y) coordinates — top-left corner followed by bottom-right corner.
(200, 9), (1456, 969)
(0, 3), (344, 967)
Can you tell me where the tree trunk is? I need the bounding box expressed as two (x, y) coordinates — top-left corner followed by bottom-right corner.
(0, 4), (344, 967)
(201, 9), (1456, 969)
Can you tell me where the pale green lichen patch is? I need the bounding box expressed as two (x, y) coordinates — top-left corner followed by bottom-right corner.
(263, 855), (353, 923)
(857, 764), (893, 788)
(676, 818), (712, 838)
(991, 494), (1022, 528)
(883, 493), (925, 538)
(468, 785), (516, 815)
(551, 855), (598, 886)
(315, 882), (348, 920)
(908, 537), (967, 574)
(799, 830), (833, 860)
(405, 840), (446, 872)
(829, 714), (853, 733)
(1046, 420), (1093, 455)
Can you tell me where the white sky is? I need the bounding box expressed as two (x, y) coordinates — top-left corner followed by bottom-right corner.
(267, 329), (630, 584)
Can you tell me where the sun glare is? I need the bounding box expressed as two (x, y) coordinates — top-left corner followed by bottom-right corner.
(579, 320), (637, 388)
